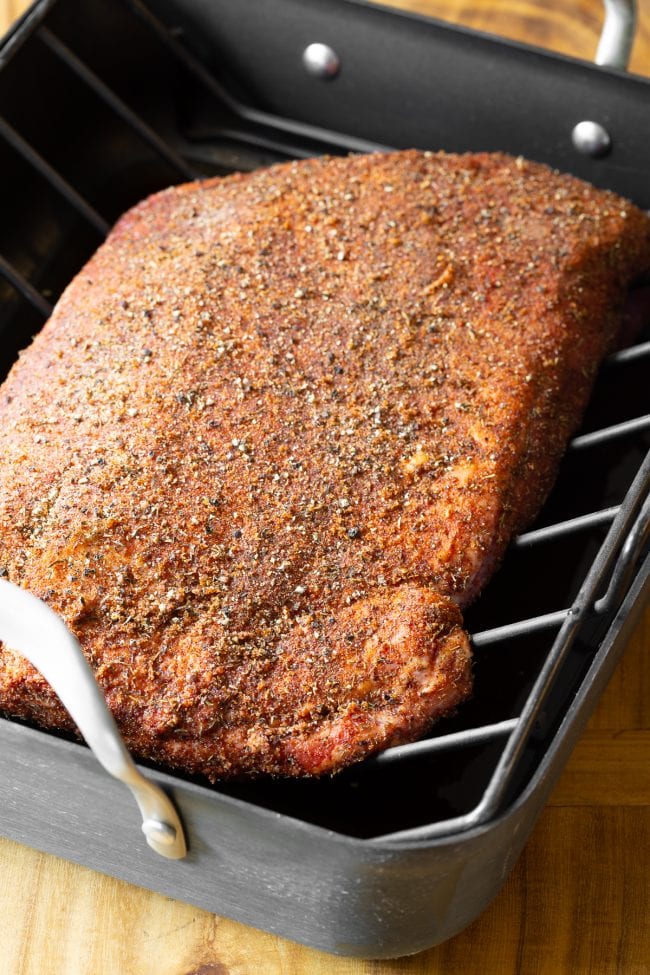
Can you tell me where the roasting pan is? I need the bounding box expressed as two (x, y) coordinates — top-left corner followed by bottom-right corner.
(0, 0), (649, 958)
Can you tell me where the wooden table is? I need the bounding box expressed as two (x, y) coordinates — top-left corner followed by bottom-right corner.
(0, 1), (648, 972)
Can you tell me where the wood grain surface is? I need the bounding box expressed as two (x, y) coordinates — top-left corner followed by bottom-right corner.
(0, 1), (649, 973)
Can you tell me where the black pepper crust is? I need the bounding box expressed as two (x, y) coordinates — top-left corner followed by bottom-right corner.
(0, 150), (649, 778)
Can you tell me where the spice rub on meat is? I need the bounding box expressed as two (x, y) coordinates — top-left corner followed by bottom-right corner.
(1, 150), (649, 778)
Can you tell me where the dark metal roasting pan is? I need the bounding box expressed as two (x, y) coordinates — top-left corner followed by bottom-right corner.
(0, 0), (649, 958)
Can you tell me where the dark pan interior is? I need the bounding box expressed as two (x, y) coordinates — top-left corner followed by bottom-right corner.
(0, 0), (648, 839)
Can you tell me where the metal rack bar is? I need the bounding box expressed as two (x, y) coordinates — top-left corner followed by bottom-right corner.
(570, 414), (650, 449)
(37, 27), (198, 181)
(471, 609), (569, 647)
(595, 493), (650, 613)
(514, 506), (620, 548)
(605, 339), (650, 366)
(0, 254), (52, 317)
(189, 127), (317, 162)
(0, 115), (109, 235)
(369, 719), (519, 765)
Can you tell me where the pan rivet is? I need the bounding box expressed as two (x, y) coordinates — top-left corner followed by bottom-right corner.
(302, 43), (340, 79)
(142, 818), (177, 845)
(571, 120), (612, 158)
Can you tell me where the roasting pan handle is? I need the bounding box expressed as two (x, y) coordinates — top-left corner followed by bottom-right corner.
(597, 0), (636, 69)
(0, 579), (187, 860)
